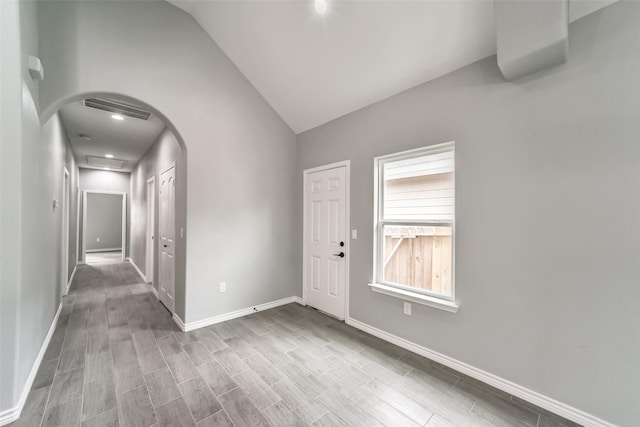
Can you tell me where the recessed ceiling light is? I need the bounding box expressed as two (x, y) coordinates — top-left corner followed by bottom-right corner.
(105, 154), (114, 159)
(314, 0), (327, 15)
(111, 114), (124, 121)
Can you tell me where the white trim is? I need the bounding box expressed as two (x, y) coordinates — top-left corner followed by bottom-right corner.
(66, 265), (77, 294)
(373, 141), (457, 307)
(61, 168), (70, 297)
(75, 185), (80, 269)
(0, 304), (62, 426)
(85, 248), (122, 253)
(151, 286), (159, 299)
(83, 190), (127, 195)
(172, 313), (186, 331)
(174, 296), (302, 332)
(369, 283), (459, 313)
(127, 257), (147, 282)
(345, 317), (616, 427)
(302, 160), (350, 321)
(145, 176), (156, 286)
(82, 190), (127, 263)
(82, 191), (86, 261)
(160, 161), (176, 175)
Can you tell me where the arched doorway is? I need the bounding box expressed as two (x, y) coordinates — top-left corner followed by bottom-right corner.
(46, 93), (187, 316)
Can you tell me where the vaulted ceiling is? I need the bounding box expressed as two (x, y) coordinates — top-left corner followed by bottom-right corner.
(168, 0), (616, 134)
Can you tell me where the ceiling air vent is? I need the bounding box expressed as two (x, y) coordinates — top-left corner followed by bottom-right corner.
(83, 98), (152, 120)
(87, 156), (127, 169)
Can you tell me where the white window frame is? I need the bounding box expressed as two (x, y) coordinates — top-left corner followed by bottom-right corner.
(369, 141), (459, 313)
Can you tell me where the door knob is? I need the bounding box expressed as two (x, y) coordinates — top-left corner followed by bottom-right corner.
(333, 252), (345, 258)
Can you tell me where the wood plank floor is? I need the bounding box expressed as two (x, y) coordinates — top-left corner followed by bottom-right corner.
(85, 251), (123, 265)
(10, 261), (581, 427)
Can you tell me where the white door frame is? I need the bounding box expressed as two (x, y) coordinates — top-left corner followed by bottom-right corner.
(302, 160), (350, 320)
(82, 190), (127, 262)
(61, 168), (70, 296)
(75, 185), (81, 265)
(158, 162), (176, 313)
(146, 176), (156, 285)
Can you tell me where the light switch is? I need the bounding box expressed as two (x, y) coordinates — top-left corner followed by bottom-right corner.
(351, 229), (358, 239)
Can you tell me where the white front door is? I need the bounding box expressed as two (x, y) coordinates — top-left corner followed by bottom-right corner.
(158, 165), (176, 312)
(304, 164), (348, 319)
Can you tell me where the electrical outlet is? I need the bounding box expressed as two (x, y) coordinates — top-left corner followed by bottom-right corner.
(403, 302), (411, 315)
(219, 282), (226, 293)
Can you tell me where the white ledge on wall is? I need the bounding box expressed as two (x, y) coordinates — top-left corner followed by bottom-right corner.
(369, 283), (459, 313)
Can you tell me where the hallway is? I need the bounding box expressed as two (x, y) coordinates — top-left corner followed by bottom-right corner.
(10, 261), (577, 427)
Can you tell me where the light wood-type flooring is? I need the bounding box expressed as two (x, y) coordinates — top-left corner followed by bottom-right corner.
(10, 261), (581, 427)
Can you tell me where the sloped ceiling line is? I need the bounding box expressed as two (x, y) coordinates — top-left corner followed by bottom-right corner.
(168, 0), (616, 134)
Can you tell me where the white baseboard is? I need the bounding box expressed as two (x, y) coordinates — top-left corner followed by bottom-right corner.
(346, 317), (615, 427)
(172, 313), (186, 331)
(0, 304), (62, 426)
(85, 248), (121, 253)
(65, 265), (77, 294)
(127, 257), (147, 283)
(151, 286), (159, 299)
(174, 296), (302, 332)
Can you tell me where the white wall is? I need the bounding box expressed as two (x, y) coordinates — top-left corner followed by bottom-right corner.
(297, 3), (640, 425)
(0, 0), (24, 412)
(38, 0), (299, 323)
(0, 0), (80, 417)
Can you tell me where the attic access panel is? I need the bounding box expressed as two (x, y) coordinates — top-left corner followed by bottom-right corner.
(87, 156), (127, 169)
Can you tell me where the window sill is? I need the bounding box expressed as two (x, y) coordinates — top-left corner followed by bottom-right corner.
(368, 283), (459, 313)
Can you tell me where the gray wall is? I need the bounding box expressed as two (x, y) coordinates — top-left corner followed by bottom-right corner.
(0, 0), (24, 410)
(0, 0), (80, 414)
(78, 169), (130, 261)
(39, 0), (299, 323)
(297, 2), (639, 425)
(130, 128), (186, 298)
(85, 193), (123, 251)
(66, 142), (80, 278)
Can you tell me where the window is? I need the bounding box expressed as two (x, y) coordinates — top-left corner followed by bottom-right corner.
(371, 142), (457, 311)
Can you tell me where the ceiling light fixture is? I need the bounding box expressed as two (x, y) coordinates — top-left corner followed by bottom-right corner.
(111, 114), (124, 121)
(77, 133), (91, 142)
(314, 0), (327, 15)
(105, 154), (114, 159)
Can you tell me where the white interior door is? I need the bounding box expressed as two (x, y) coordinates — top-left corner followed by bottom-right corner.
(158, 165), (176, 312)
(61, 168), (70, 296)
(304, 164), (348, 319)
(146, 177), (156, 285)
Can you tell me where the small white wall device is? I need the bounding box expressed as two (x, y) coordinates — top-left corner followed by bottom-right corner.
(28, 55), (44, 81)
